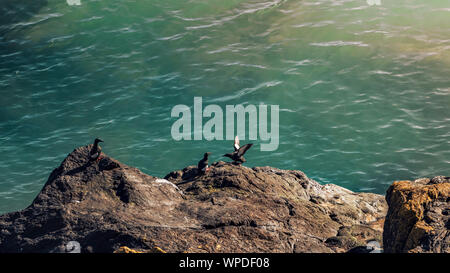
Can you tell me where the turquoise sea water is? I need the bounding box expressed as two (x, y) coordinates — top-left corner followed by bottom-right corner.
(0, 0), (449, 213)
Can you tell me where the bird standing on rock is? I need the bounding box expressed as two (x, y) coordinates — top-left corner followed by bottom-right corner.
(89, 138), (104, 162)
(197, 152), (211, 174)
(224, 136), (253, 165)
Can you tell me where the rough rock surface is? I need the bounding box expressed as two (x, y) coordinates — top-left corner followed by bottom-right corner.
(383, 176), (450, 253)
(0, 146), (386, 253)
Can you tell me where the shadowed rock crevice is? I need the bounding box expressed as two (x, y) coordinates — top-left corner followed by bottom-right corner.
(114, 177), (132, 204)
(0, 146), (388, 253)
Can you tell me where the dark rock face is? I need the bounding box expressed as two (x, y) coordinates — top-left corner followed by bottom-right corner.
(0, 146), (386, 253)
(383, 177), (450, 253)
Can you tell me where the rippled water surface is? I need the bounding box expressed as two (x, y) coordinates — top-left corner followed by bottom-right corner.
(0, 0), (449, 213)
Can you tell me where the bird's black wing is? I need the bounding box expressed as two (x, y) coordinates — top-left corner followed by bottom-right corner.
(90, 152), (99, 160)
(89, 146), (101, 160)
(198, 159), (207, 170)
(237, 143), (253, 156)
(223, 153), (233, 159)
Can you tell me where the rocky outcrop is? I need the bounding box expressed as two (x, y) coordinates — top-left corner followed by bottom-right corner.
(383, 177), (450, 253)
(0, 146), (387, 253)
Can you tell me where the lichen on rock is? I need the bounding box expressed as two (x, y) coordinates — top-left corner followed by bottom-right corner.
(383, 176), (450, 253)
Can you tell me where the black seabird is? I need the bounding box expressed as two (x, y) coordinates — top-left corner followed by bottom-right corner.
(223, 136), (253, 165)
(197, 152), (211, 174)
(89, 138), (104, 162)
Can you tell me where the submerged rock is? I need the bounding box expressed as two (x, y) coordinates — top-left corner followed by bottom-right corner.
(383, 176), (450, 253)
(0, 146), (386, 253)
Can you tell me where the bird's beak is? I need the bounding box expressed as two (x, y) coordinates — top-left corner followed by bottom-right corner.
(98, 139), (104, 142)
